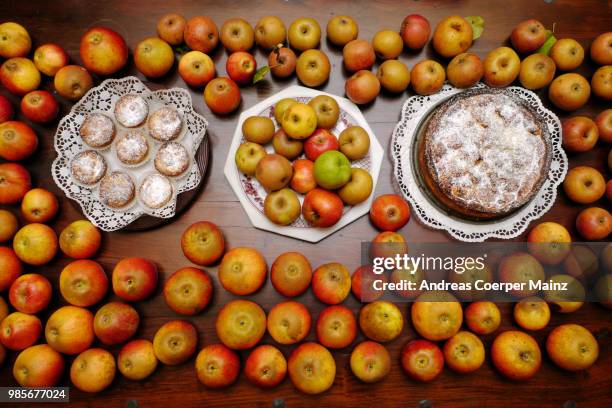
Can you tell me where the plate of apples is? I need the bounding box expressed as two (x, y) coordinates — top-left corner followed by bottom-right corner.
(224, 85), (384, 242)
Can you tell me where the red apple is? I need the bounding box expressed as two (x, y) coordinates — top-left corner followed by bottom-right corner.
(595, 109), (612, 143)
(80, 26), (128, 76)
(290, 159), (317, 194)
(351, 265), (385, 302)
(312, 262), (351, 305)
(0, 163), (30, 205)
(0, 94), (14, 123)
(195, 343), (241, 388)
(304, 128), (339, 161)
(9, 273), (52, 314)
(244, 344), (287, 388)
(112, 257), (158, 302)
(400, 14), (431, 50)
(369, 194), (410, 231)
(94, 301), (140, 346)
(0, 311), (41, 350)
(163, 267), (213, 315)
(45, 306), (94, 355)
(226, 51), (257, 86)
(345, 70), (380, 105)
(59, 259), (108, 307)
(562, 116), (599, 153)
(204, 77), (241, 115)
(0, 57), (41, 96)
(33, 43), (69, 76)
(343, 39), (375, 73)
(316, 304), (357, 349)
(13, 344), (64, 387)
(20, 90), (59, 123)
(287, 342), (336, 395)
(302, 188), (343, 228)
(575, 207), (611, 240)
(59, 220), (102, 259)
(20, 187), (58, 223)
(350, 340), (391, 383)
(511, 19), (547, 54)
(0, 120), (38, 161)
(0, 246), (22, 291)
(400, 339), (444, 382)
(178, 50), (216, 87)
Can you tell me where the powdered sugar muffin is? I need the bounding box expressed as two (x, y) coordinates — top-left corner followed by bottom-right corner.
(154, 142), (190, 177)
(99, 171), (135, 209)
(139, 173), (174, 209)
(80, 113), (115, 148)
(71, 150), (107, 185)
(115, 130), (150, 166)
(114, 94), (148, 128)
(148, 107), (183, 142)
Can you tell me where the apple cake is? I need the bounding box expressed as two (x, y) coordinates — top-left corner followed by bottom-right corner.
(419, 89), (550, 219)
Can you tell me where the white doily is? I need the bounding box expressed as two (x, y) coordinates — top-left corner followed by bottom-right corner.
(52, 76), (208, 232)
(391, 83), (567, 242)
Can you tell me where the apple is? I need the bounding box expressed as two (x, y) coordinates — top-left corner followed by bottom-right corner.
(226, 51), (256, 86)
(312, 262), (351, 305)
(352, 265), (387, 302)
(327, 15), (358, 47)
(563, 166), (606, 204)
(377, 59), (411, 93)
(0, 94), (14, 123)
(20, 90), (59, 123)
(70, 348), (116, 393)
(345, 70), (380, 104)
(411, 291), (462, 341)
(0, 163), (30, 204)
(256, 154), (293, 191)
(272, 128), (303, 159)
(288, 342), (335, 394)
(153, 320), (197, 365)
(314, 150), (351, 190)
(220, 18), (254, 52)
(498, 253), (545, 298)
(180, 221), (224, 266)
(591, 65), (612, 100)
(204, 77), (241, 115)
(370, 194), (410, 231)
(134, 37), (174, 78)
(270, 251), (312, 297)
(576, 207), (611, 240)
(13, 223), (58, 266)
(59, 220), (101, 259)
(0, 210), (18, 243)
(163, 267), (212, 315)
(195, 343), (240, 388)
(243, 116), (275, 144)
(432, 15), (473, 58)
(118, 339), (158, 381)
(288, 18), (320, 51)
(0, 247), (22, 291)
(527, 221), (571, 265)
(94, 301), (139, 345)
(483, 47), (520, 87)
(595, 109), (612, 143)
(338, 168), (373, 205)
(550, 38), (584, 71)
(157, 13), (186, 45)
(304, 128), (338, 161)
(178, 51), (215, 87)
(316, 305), (357, 349)
(519, 53), (556, 90)
(0, 312), (41, 350)
(372, 29), (403, 60)
(0, 120), (38, 161)
(590, 32), (612, 65)
(268, 46), (296, 78)
(400, 14), (430, 50)
(563, 116), (599, 152)
(371, 230), (409, 261)
(184, 16), (219, 53)
(549, 73), (591, 111)
(443, 331), (485, 373)
(511, 19), (546, 53)
(112, 257), (158, 302)
(563, 245), (599, 281)
(491, 331), (541, 381)
(264, 188), (301, 226)
(45, 306), (95, 355)
(216, 299), (266, 350)
(544, 274), (585, 313)
(465, 301), (501, 335)
(219, 247), (267, 295)
(343, 39), (375, 72)
(513, 297), (550, 331)
(20, 187), (58, 223)
(255, 16), (286, 50)
(338, 126), (370, 160)
(359, 300), (403, 342)
(296, 49), (331, 87)
(281, 102), (317, 139)
(54, 65), (93, 101)
(0, 296), (7, 322)
(13, 344), (64, 387)
(59, 259), (108, 307)
(400, 339), (444, 382)
(302, 188), (343, 227)
(350, 341), (391, 383)
(594, 274), (612, 308)
(547, 324), (598, 371)
(274, 98), (297, 123)
(267, 300), (311, 344)
(0, 57), (40, 95)
(245, 344), (287, 388)
(33, 43), (68, 76)
(290, 159), (317, 194)
(80, 27), (128, 75)
(0, 22), (31, 58)
(411, 59), (445, 95)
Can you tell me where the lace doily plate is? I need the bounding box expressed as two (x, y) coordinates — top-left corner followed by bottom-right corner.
(391, 82), (567, 242)
(52, 76), (208, 232)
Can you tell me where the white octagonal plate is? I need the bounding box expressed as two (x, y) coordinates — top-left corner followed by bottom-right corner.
(224, 85), (384, 243)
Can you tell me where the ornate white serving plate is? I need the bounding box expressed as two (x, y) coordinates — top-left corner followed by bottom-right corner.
(224, 85), (384, 243)
(52, 76), (208, 231)
(391, 82), (567, 242)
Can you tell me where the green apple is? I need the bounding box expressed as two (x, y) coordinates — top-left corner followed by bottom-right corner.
(314, 151), (351, 190)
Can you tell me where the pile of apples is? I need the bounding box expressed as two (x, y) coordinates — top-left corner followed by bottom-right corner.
(235, 95), (373, 227)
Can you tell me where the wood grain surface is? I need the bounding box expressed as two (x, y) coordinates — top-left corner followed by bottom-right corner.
(0, 0), (610, 407)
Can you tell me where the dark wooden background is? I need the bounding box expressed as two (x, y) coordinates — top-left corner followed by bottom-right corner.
(0, 0), (610, 407)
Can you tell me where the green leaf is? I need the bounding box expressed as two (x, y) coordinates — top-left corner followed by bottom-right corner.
(173, 44), (191, 55)
(253, 66), (270, 84)
(465, 16), (484, 40)
(537, 30), (557, 55)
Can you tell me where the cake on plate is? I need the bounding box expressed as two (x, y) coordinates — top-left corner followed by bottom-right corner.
(419, 90), (550, 219)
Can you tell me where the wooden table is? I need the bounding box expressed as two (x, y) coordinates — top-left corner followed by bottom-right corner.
(0, 0), (610, 406)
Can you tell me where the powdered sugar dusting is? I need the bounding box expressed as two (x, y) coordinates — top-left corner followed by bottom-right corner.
(71, 150), (107, 185)
(116, 130), (149, 165)
(99, 171), (135, 208)
(139, 173), (173, 209)
(80, 113), (115, 148)
(155, 142), (189, 177)
(148, 107), (183, 141)
(114, 94), (148, 128)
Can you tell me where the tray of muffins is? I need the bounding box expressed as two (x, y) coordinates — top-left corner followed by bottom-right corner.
(52, 76), (209, 232)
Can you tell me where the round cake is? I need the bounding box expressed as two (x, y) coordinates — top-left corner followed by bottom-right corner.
(148, 107), (183, 142)
(155, 142), (190, 177)
(114, 94), (148, 128)
(116, 130), (149, 166)
(99, 171), (135, 209)
(139, 173), (173, 209)
(71, 150), (107, 185)
(419, 90), (550, 219)
(80, 113), (115, 148)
